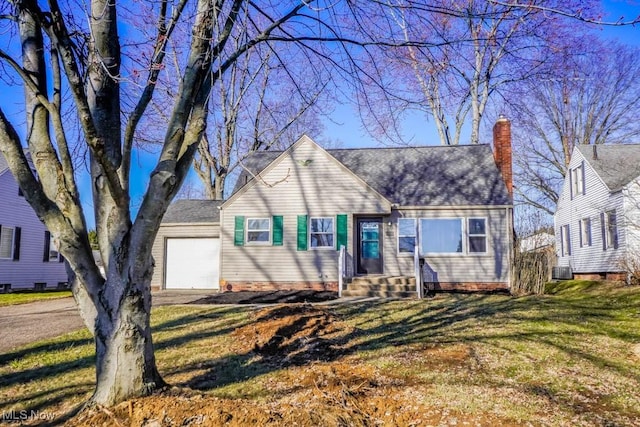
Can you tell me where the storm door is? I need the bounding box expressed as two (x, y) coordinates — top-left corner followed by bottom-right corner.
(357, 218), (383, 274)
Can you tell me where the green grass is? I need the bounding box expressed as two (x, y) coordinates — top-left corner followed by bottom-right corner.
(1, 281), (640, 426)
(0, 290), (72, 306)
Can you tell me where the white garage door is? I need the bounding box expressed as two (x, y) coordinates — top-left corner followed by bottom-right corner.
(165, 238), (220, 289)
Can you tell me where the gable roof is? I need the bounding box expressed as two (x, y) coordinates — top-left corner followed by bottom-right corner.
(162, 199), (223, 224)
(576, 144), (640, 192)
(233, 144), (511, 206)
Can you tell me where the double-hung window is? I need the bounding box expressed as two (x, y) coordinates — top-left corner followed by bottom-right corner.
(398, 218), (417, 254)
(0, 226), (15, 259)
(420, 218), (463, 254)
(310, 217), (334, 248)
(603, 210), (618, 250)
(48, 233), (60, 261)
(468, 218), (487, 253)
(570, 161), (586, 198)
(560, 224), (571, 256)
(580, 218), (591, 247)
(247, 218), (271, 244)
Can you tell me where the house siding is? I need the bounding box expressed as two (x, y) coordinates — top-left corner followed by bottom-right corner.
(384, 207), (511, 284)
(0, 172), (68, 289)
(623, 179), (640, 259)
(555, 148), (626, 273)
(220, 137), (390, 287)
(150, 223), (220, 289)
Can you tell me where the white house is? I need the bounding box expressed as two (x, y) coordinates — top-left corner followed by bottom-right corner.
(0, 152), (68, 291)
(554, 144), (640, 280)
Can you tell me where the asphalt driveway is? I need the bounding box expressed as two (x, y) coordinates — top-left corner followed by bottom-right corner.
(0, 291), (215, 354)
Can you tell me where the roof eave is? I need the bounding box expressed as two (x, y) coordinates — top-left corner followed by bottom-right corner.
(394, 204), (513, 210)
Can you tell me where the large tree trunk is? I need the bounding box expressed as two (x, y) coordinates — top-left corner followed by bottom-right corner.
(90, 254), (164, 405)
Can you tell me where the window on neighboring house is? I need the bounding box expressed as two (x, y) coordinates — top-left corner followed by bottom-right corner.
(0, 226), (15, 259)
(246, 218), (271, 244)
(420, 218), (463, 254)
(580, 217), (591, 247)
(560, 224), (571, 256)
(468, 218), (487, 253)
(398, 218), (417, 253)
(602, 210), (618, 250)
(48, 233), (60, 261)
(43, 231), (61, 262)
(570, 162), (585, 198)
(310, 217), (334, 248)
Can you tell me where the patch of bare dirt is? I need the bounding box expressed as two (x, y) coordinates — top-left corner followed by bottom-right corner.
(67, 381), (523, 427)
(229, 304), (349, 365)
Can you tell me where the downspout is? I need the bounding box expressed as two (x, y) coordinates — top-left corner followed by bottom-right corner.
(414, 245), (421, 298)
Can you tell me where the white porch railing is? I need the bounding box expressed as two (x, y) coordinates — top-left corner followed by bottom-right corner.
(338, 245), (346, 298)
(414, 245), (422, 298)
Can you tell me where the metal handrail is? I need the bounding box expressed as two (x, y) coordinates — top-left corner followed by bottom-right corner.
(414, 245), (422, 298)
(338, 245), (346, 298)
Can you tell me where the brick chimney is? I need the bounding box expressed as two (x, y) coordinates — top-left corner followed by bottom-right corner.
(493, 115), (513, 200)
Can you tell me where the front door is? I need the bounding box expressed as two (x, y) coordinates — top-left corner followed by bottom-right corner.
(357, 218), (383, 274)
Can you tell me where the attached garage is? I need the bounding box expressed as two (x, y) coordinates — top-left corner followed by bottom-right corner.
(150, 200), (222, 290)
(165, 238), (220, 289)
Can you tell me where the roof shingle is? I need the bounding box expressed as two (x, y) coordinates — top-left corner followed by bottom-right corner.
(162, 199), (223, 223)
(577, 144), (640, 191)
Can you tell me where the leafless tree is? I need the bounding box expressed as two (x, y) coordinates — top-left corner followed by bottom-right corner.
(510, 40), (640, 215)
(361, 0), (602, 145)
(193, 44), (327, 200)
(0, 0), (363, 407)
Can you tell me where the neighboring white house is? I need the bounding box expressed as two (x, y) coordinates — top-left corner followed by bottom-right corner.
(0, 152), (68, 291)
(554, 144), (640, 280)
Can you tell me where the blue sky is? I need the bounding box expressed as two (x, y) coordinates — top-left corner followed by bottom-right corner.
(1, 1), (639, 229)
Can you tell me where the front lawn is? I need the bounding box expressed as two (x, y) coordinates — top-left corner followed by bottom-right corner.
(1, 280), (639, 426)
(0, 290), (72, 307)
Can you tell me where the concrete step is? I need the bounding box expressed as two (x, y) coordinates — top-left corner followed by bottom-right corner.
(349, 276), (416, 286)
(346, 283), (417, 293)
(341, 289), (418, 299)
(342, 275), (418, 298)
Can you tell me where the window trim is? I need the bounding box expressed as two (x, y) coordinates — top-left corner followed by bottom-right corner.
(467, 217), (488, 255)
(397, 218), (417, 255)
(245, 217), (271, 245)
(0, 226), (15, 260)
(309, 216), (335, 249)
(419, 217), (465, 256)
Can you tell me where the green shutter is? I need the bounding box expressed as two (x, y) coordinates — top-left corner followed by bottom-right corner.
(234, 216), (245, 246)
(297, 215), (308, 251)
(336, 214), (347, 250)
(272, 216), (283, 246)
